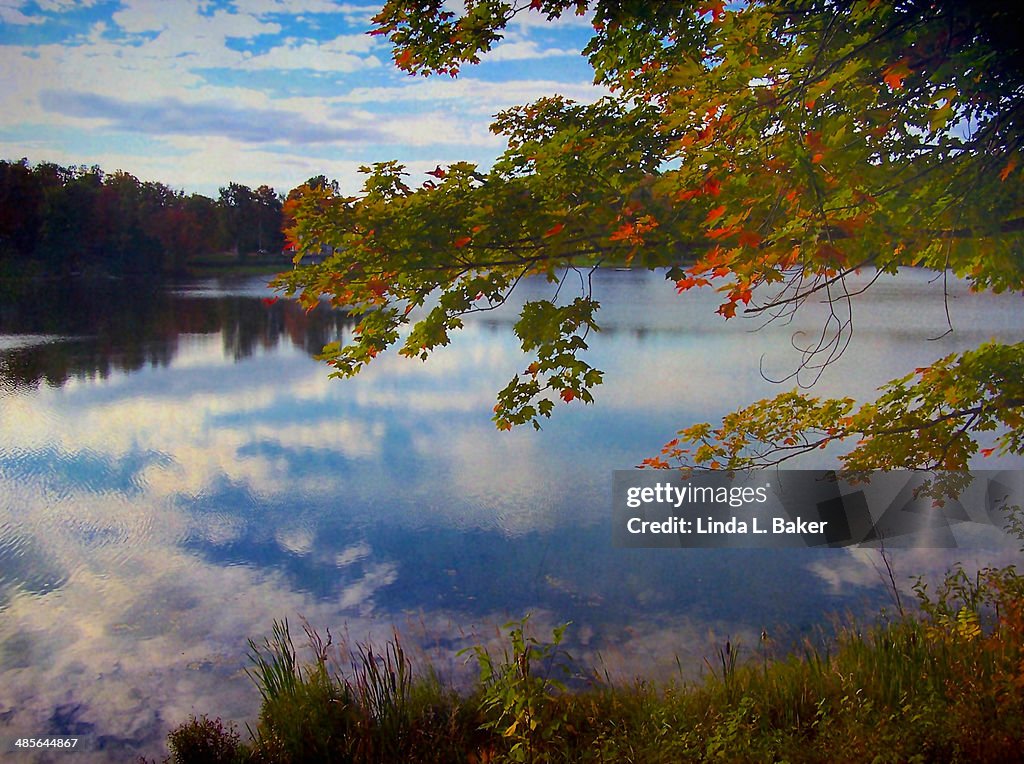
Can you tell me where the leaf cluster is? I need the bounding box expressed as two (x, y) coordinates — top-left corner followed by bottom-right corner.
(281, 0), (1024, 470)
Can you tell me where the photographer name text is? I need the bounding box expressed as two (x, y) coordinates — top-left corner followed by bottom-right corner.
(623, 481), (827, 537)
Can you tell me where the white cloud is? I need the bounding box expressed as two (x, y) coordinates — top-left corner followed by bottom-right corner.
(0, 0), (42, 24)
(486, 39), (580, 62)
(276, 524), (315, 555)
(111, 0), (279, 41)
(35, 0), (101, 10)
(0, 0), (609, 195)
(239, 34), (383, 72)
(339, 76), (606, 109)
(235, 0), (379, 18)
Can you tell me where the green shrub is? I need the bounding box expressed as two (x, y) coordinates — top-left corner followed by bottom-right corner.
(168, 563), (1024, 763)
(166, 715), (244, 763)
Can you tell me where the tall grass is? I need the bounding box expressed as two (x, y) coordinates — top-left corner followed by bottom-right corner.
(165, 564), (1024, 763)
(238, 618), (482, 763)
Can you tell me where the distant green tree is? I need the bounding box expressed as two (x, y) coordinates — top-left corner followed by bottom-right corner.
(219, 182), (259, 261)
(0, 159), (271, 276)
(36, 164), (104, 275)
(254, 184), (285, 254)
(0, 159), (45, 261)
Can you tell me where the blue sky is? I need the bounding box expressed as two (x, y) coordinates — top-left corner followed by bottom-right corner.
(0, 0), (604, 196)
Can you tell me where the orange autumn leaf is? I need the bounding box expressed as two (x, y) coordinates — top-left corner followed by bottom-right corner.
(396, 48), (414, 69)
(675, 276), (710, 292)
(737, 230), (762, 247)
(543, 222), (565, 237)
(780, 246), (801, 268)
(640, 456), (670, 469)
(453, 236), (472, 248)
(717, 301), (737, 319)
(702, 177), (722, 196)
(882, 58), (911, 91)
(610, 222), (635, 241)
(560, 388), (576, 402)
(805, 131), (826, 163)
(697, 0), (725, 22)
(1000, 155), (1018, 181)
(707, 226), (738, 240)
(817, 243), (847, 264)
(705, 205), (727, 224)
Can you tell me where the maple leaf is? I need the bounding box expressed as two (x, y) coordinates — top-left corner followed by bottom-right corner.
(639, 456), (670, 469)
(737, 230), (762, 248)
(560, 388), (576, 402)
(708, 225), (739, 240)
(366, 278), (388, 298)
(282, 1), (1024, 470)
(610, 222), (635, 241)
(733, 285), (753, 305)
(396, 48), (414, 69)
(675, 276), (710, 292)
(882, 58), (911, 91)
(1000, 155), (1018, 182)
(704, 205), (727, 224)
(702, 177), (722, 196)
(805, 131), (826, 163)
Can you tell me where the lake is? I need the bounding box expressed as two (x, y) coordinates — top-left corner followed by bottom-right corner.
(1, 268), (1021, 760)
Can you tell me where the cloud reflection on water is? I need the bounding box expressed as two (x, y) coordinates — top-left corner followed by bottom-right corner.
(1, 271), (1021, 760)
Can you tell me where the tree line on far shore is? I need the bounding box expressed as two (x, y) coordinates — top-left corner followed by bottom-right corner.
(0, 158), (288, 278)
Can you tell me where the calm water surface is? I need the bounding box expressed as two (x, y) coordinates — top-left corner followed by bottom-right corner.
(0, 268), (1021, 760)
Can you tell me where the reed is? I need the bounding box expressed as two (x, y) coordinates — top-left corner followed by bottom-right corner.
(164, 564), (1024, 763)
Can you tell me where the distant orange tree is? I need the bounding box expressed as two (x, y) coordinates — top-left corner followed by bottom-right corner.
(275, 1), (1024, 474)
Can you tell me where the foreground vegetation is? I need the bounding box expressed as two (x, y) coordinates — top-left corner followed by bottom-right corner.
(159, 564), (1024, 763)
